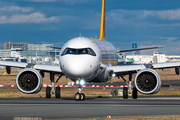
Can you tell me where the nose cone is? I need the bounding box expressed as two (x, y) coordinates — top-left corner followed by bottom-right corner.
(61, 55), (98, 80)
(68, 60), (88, 76)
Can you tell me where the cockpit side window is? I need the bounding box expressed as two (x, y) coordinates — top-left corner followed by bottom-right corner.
(61, 48), (96, 56)
(87, 48), (96, 56)
(61, 48), (68, 55)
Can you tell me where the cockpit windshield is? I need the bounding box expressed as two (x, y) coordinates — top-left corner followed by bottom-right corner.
(61, 48), (96, 56)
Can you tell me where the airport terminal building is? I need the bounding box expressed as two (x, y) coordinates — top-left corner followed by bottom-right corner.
(1, 42), (180, 64)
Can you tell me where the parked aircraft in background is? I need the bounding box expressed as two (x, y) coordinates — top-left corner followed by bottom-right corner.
(0, 0), (179, 101)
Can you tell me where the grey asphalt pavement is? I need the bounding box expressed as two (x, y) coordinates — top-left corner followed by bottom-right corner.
(1, 97), (180, 119)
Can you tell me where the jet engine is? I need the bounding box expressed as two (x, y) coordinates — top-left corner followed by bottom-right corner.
(134, 69), (161, 94)
(16, 68), (43, 94)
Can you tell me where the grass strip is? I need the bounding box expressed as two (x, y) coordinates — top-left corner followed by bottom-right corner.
(0, 88), (180, 98)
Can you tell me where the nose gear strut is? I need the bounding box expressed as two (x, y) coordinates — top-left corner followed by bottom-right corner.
(74, 80), (85, 101)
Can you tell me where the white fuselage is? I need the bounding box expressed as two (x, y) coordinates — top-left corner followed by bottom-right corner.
(59, 37), (118, 82)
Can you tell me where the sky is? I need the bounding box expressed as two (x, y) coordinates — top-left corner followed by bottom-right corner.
(0, 0), (180, 55)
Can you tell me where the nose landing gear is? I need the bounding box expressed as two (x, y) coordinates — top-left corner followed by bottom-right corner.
(74, 93), (85, 101)
(74, 81), (86, 101)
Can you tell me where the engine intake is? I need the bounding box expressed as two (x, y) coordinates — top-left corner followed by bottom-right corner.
(134, 69), (161, 94)
(16, 68), (43, 94)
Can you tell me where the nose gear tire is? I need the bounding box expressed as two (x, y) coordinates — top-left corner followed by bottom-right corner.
(81, 93), (85, 101)
(74, 93), (81, 101)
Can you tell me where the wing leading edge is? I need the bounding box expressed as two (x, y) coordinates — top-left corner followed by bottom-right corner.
(112, 62), (180, 74)
(0, 61), (62, 73)
(117, 46), (163, 53)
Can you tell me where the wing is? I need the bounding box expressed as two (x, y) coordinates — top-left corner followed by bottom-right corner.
(112, 62), (180, 75)
(46, 46), (61, 49)
(0, 61), (62, 73)
(117, 46), (163, 53)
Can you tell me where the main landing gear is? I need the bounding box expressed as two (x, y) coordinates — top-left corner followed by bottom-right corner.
(46, 72), (62, 99)
(74, 80), (85, 101)
(120, 72), (138, 99)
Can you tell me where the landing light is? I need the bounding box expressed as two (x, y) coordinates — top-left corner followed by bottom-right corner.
(76, 80), (85, 85)
(76, 80), (79, 85)
(80, 80), (85, 85)
(112, 73), (116, 77)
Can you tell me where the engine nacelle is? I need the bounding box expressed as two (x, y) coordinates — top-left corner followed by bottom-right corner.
(16, 68), (43, 94)
(92, 63), (113, 82)
(134, 69), (161, 94)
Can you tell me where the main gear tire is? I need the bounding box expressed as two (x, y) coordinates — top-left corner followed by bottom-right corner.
(46, 87), (51, 98)
(123, 87), (128, 99)
(55, 87), (61, 98)
(132, 87), (138, 99)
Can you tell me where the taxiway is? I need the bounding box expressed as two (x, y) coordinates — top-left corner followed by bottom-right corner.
(0, 97), (180, 119)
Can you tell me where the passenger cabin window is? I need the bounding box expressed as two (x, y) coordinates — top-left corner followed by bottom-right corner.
(61, 48), (96, 56)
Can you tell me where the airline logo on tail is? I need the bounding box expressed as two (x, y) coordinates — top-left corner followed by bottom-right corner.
(93, 0), (105, 41)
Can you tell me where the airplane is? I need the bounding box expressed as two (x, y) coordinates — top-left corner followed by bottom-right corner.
(0, 0), (180, 101)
